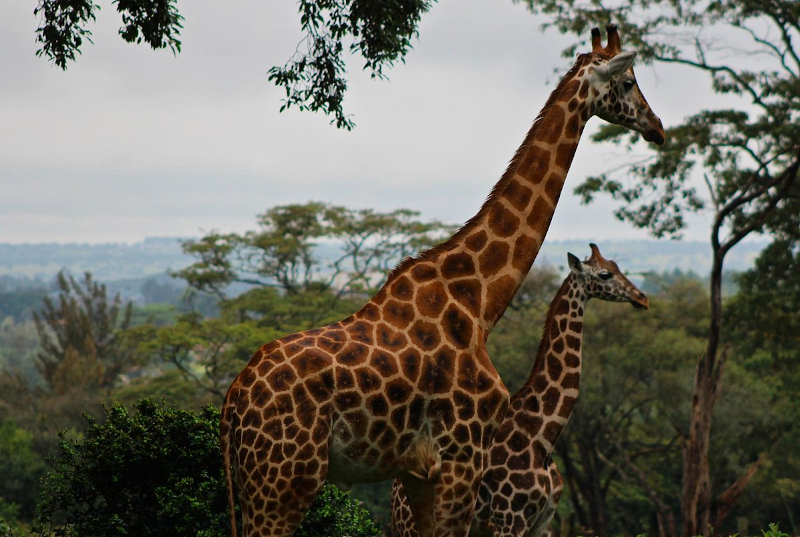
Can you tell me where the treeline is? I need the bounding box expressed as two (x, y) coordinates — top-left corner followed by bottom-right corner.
(0, 203), (798, 536)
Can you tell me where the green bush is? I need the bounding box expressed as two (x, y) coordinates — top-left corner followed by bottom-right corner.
(578, 524), (793, 537)
(0, 517), (22, 537)
(34, 399), (379, 537)
(296, 483), (379, 537)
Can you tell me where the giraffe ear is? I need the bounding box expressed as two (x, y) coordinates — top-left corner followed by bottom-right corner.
(595, 50), (637, 80)
(567, 253), (583, 273)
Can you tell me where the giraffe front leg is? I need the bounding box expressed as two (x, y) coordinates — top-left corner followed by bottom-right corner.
(431, 455), (484, 537)
(236, 415), (331, 537)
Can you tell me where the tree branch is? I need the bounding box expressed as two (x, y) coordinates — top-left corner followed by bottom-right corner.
(655, 54), (768, 111)
(737, 21), (798, 81)
(596, 443), (676, 537)
(713, 452), (767, 529)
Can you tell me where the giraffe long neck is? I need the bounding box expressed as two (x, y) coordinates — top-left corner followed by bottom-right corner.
(514, 275), (586, 454)
(376, 64), (592, 339)
(470, 84), (589, 332)
(395, 65), (591, 325)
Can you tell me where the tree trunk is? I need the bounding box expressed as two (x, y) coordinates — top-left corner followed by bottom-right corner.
(579, 439), (608, 536)
(681, 249), (726, 537)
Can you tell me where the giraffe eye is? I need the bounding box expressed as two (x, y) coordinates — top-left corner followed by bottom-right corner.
(599, 272), (613, 280)
(622, 80), (635, 92)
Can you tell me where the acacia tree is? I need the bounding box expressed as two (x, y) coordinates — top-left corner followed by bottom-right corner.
(175, 202), (452, 308)
(510, 0), (800, 534)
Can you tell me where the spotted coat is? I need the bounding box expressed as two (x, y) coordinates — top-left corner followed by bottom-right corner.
(390, 244), (649, 537)
(220, 24), (664, 537)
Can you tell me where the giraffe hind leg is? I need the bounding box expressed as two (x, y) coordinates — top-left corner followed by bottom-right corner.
(391, 479), (422, 537)
(399, 453), (483, 537)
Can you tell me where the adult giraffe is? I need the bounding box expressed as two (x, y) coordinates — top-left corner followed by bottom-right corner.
(221, 25), (665, 537)
(390, 244), (649, 537)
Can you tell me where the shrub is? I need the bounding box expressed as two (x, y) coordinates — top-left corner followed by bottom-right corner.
(296, 483), (380, 537)
(0, 517), (21, 537)
(34, 399), (379, 537)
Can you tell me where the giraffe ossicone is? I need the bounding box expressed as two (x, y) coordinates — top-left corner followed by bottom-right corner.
(221, 24), (664, 537)
(390, 244), (649, 537)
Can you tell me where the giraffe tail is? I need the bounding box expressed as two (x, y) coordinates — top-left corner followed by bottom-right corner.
(221, 400), (238, 537)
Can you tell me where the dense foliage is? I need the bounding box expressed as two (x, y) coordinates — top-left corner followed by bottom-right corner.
(35, 400), (229, 537)
(34, 400), (379, 537)
(0, 204), (798, 536)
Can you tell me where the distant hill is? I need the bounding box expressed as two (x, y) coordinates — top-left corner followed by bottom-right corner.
(0, 237), (190, 282)
(0, 236), (767, 285)
(534, 239), (766, 275)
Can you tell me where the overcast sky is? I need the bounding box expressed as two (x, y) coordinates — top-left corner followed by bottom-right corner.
(1, 0), (718, 245)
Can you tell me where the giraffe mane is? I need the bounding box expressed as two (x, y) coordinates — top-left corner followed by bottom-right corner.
(384, 58), (590, 286)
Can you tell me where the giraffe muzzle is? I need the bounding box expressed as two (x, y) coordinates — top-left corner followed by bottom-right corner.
(642, 114), (665, 145)
(643, 128), (665, 145)
(631, 293), (649, 310)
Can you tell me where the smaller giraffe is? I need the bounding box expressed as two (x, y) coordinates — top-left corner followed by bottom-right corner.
(391, 244), (649, 537)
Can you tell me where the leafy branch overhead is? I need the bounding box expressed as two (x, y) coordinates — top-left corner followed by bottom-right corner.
(33, 0), (432, 129)
(270, 0), (432, 129)
(34, 0), (183, 69)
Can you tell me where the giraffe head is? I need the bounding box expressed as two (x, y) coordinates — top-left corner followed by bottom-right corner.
(575, 25), (665, 145)
(567, 243), (649, 309)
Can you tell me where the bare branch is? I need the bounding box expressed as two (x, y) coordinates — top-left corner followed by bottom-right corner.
(596, 443), (677, 537)
(655, 54), (768, 111)
(720, 154), (800, 255)
(737, 22), (798, 80)
(713, 453), (767, 529)
(768, 13), (800, 77)
(703, 174), (718, 211)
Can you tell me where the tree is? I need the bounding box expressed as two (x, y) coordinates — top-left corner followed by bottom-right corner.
(512, 0), (799, 533)
(724, 241), (800, 528)
(727, 239), (800, 369)
(34, 400), (380, 537)
(33, 0), (432, 129)
(176, 202), (452, 326)
(130, 313), (267, 402)
(32, 272), (135, 392)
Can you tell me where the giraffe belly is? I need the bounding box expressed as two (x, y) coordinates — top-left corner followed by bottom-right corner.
(326, 415), (435, 490)
(325, 417), (397, 489)
(326, 440), (396, 490)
